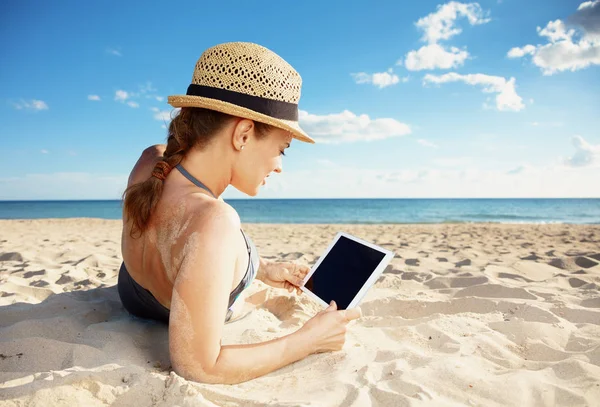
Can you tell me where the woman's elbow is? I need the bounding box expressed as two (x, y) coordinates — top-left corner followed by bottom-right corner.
(171, 359), (220, 384)
(171, 359), (248, 385)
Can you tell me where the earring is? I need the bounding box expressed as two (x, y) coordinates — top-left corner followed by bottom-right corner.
(241, 145), (245, 150)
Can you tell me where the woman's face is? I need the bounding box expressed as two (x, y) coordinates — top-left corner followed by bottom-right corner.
(233, 123), (292, 197)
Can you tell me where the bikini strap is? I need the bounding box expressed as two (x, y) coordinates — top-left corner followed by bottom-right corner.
(175, 164), (216, 198)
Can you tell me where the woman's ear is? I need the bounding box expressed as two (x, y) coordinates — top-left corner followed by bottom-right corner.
(232, 119), (254, 150)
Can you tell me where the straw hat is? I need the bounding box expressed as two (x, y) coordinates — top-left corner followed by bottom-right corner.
(168, 42), (314, 144)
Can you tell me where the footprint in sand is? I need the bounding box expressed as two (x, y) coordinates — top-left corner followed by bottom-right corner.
(405, 259), (419, 266)
(400, 271), (431, 282)
(548, 258), (567, 270)
(56, 274), (74, 285)
(0, 252), (24, 262)
(575, 257), (598, 269)
(454, 259), (471, 267)
(29, 280), (49, 287)
(520, 253), (542, 261)
(382, 265), (395, 274)
(568, 278), (588, 288)
(74, 279), (92, 287)
(23, 270), (46, 279)
(580, 298), (600, 308)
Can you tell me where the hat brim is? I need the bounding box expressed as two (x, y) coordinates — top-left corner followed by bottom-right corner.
(167, 95), (315, 144)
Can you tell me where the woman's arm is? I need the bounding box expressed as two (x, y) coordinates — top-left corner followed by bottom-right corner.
(169, 201), (315, 384)
(127, 144), (166, 187)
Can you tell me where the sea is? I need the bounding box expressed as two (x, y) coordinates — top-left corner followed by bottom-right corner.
(0, 198), (598, 224)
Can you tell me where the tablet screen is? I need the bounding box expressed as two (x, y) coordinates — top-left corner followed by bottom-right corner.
(304, 235), (386, 310)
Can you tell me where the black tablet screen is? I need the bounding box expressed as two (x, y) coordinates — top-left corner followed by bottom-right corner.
(304, 236), (386, 310)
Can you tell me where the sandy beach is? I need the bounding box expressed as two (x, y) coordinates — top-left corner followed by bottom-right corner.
(0, 219), (599, 406)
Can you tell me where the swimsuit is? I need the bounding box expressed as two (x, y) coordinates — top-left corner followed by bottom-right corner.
(117, 164), (259, 323)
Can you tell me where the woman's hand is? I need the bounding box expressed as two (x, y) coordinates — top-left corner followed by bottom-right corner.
(258, 259), (310, 295)
(299, 300), (362, 354)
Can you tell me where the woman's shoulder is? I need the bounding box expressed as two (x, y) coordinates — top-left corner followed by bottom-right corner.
(186, 197), (241, 235)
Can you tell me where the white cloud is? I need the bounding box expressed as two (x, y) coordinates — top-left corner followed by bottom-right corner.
(139, 82), (157, 94)
(221, 160), (600, 199)
(402, 2), (490, 71)
(115, 90), (140, 107)
(114, 90), (129, 102)
(563, 135), (600, 167)
(405, 44), (469, 70)
(507, 2), (600, 75)
(578, 0), (599, 10)
(298, 109), (411, 144)
(12, 99), (49, 111)
(507, 44), (536, 58)
(372, 71), (400, 88)
(153, 108), (179, 122)
(351, 69), (401, 88)
(106, 48), (122, 57)
(115, 83), (164, 109)
(417, 139), (439, 148)
(40, 149), (49, 154)
(423, 72), (525, 111)
(416, 1), (491, 43)
(87, 94), (101, 101)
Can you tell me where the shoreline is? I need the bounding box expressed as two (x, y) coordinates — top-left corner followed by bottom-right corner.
(1, 218), (600, 225)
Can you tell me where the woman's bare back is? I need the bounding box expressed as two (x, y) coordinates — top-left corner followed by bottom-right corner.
(121, 145), (249, 310)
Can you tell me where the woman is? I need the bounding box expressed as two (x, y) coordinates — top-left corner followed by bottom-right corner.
(118, 42), (361, 385)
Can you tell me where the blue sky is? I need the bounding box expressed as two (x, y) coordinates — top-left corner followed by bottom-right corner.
(1, 0), (599, 199)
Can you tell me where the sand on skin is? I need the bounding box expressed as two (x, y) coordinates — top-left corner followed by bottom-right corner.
(1, 219), (600, 406)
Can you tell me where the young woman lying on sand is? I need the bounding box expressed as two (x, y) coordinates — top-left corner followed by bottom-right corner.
(118, 42), (361, 385)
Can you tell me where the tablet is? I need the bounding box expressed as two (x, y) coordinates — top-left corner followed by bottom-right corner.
(300, 232), (395, 310)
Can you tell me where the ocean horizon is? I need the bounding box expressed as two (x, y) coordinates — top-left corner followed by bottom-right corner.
(0, 198), (598, 224)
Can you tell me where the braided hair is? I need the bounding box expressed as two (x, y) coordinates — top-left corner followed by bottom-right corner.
(122, 107), (273, 238)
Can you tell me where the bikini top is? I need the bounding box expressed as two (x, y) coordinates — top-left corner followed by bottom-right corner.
(175, 164), (259, 316)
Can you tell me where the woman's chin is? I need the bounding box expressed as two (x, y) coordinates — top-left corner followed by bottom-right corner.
(245, 186), (260, 197)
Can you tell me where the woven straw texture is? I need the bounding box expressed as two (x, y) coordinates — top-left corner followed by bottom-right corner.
(168, 42), (314, 144)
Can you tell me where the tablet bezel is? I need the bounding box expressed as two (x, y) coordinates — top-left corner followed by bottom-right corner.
(299, 231), (395, 310)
